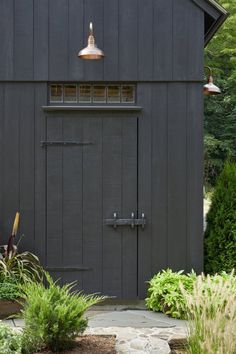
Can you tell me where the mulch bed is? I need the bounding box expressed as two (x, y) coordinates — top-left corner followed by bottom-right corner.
(36, 335), (116, 354)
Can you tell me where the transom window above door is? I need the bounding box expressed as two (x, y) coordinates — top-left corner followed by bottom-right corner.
(49, 84), (135, 104)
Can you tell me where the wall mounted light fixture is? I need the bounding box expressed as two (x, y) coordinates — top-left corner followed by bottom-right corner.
(204, 66), (221, 95)
(78, 22), (104, 60)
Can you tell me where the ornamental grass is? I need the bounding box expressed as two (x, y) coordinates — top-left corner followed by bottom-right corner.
(181, 272), (236, 354)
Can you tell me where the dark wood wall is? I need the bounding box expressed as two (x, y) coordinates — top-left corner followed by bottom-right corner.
(0, 0), (204, 82)
(0, 82), (203, 297)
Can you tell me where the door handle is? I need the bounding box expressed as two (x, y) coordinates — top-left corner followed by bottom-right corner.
(104, 212), (146, 229)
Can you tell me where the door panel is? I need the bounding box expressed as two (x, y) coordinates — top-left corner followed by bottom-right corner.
(46, 114), (138, 298)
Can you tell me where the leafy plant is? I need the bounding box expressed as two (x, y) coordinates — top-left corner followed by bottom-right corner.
(182, 272), (236, 354)
(0, 276), (20, 301)
(0, 212), (43, 284)
(0, 251), (44, 284)
(204, 161), (236, 273)
(20, 272), (106, 353)
(145, 269), (196, 319)
(0, 320), (22, 354)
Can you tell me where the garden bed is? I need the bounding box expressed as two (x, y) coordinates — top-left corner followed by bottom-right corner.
(35, 335), (116, 354)
(0, 299), (22, 319)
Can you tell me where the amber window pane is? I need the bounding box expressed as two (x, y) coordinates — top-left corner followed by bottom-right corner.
(121, 85), (135, 103)
(64, 84), (77, 102)
(79, 85), (92, 103)
(50, 85), (63, 102)
(107, 86), (120, 103)
(93, 85), (106, 103)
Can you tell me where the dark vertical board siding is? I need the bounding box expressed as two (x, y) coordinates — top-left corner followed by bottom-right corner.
(46, 117), (63, 267)
(167, 83), (187, 270)
(187, 84), (203, 272)
(137, 84), (152, 298)
(103, 0), (119, 81)
(119, 0), (138, 81)
(19, 85), (35, 252)
(0, 0), (205, 81)
(0, 1), (14, 80)
(138, 0), (153, 81)
(35, 84), (47, 265)
(34, 0), (49, 80)
(68, 0), (84, 81)
(0, 86), (4, 238)
(3, 85), (20, 241)
(173, 0), (188, 81)
(153, 0), (173, 80)
(102, 118), (122, 297)
(173, 0), (203, 81)
(151, 84), (168, 273)
(84, 0), (104, 81)
(187, 3), (204, 80)
(83, 116), (103, 293)
(62, 117), (83, 287)
(49, 0), (69, 80)
(14, 0), (34, 80)
(122, 118), (138, 298)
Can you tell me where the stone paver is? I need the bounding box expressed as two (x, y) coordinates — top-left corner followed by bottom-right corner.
(85, 326), (187, 353)
(2, 310), (188, 354)
(86, 310), (187, 353)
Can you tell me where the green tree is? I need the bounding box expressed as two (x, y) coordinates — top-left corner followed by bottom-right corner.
(204, 161), (236, 273)
(204, 0), (236, 186)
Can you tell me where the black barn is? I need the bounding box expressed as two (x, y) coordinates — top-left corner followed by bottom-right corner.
(0, 0), (227, 298)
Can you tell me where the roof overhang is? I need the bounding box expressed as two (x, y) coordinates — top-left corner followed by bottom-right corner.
(192, 0), (229, 46)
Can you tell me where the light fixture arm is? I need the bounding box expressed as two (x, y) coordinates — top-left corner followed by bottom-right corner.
(89, 22), (93, 36)
(204, 66), (213, 77)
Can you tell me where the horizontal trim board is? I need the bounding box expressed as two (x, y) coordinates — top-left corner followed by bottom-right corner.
(46, 267), (91, 272)
(42, 105), (143, 112)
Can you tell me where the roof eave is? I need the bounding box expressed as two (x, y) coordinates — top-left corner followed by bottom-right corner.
(204, 10), (229, 46)
(192, 0), (229, 46)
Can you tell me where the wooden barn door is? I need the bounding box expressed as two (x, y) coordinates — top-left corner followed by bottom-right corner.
(45, 114), (138, 298)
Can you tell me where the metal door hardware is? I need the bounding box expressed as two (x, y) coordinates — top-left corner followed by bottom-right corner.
(41, 140), (93, 147)
(104, 212), (146, 229)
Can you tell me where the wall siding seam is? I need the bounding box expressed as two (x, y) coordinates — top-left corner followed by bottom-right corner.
(166, 83), (169, 266)
(185, 83), (188, 271)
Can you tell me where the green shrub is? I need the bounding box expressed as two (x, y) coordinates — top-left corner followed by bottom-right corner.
(145, 269), (197, 319)
(20, 272), (105, 353)
(0, 276), (20, 301)
(182, 272), (236, 354)
(0, 321), (22, 354)
(204, 161), (236, 273)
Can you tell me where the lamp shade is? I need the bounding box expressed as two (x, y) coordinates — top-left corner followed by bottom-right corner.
(78, 22), (104, 60)
(204, 67), (221, 95)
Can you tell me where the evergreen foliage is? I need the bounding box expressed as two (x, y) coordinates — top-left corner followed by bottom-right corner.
(204, 0), (236, 186)
(20, 272), (105, 353)
(204, 161), (236, 273)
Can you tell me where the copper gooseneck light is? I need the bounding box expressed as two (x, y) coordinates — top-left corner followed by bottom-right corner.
(78, 22), (104, 60)
(204, 66), (221, 95)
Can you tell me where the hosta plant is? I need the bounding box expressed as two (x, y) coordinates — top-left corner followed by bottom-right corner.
(146, 269), (197, 319)
(20, 272), (106, 353)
